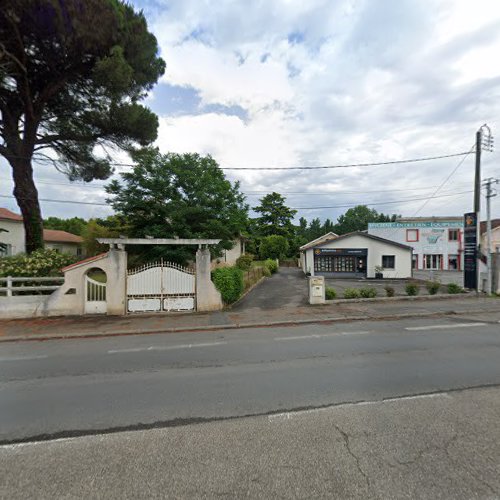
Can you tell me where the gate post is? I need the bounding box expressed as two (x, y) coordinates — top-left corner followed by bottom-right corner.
(195, 248), (223, 311)
(106, 248), (127, 315)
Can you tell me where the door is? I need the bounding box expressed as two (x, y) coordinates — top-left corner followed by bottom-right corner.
(424, 254), (443, 270)
(84, 275), (107, 314)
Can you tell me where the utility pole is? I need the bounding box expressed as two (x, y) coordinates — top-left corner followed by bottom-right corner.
(483, 177), (499, 294)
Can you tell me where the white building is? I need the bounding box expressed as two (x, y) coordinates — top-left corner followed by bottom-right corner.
(0, 208), (83, 257)
(368, 217), (464, 271)
(300, 231), (412, 278)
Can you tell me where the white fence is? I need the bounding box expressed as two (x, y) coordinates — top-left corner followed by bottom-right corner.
(0, 276), (64, 296)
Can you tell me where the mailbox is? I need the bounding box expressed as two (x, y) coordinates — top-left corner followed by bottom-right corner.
(308, 275), (325, 304)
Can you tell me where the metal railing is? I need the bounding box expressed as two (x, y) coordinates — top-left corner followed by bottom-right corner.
(0, 276), (64, 296)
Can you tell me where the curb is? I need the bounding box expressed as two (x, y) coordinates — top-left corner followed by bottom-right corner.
(325, 293), (477, 305)
(1, 307), (499, 343)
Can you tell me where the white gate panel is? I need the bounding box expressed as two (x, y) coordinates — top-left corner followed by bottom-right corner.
(164, 297), (195, 311)
(127, 266), (162, 295)
(162, 267), (195, 294)
(128, 298), (161, 312)
(85, 276), (107, 314)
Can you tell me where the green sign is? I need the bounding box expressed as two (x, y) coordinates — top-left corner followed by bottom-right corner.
(368, 221), (463, 229)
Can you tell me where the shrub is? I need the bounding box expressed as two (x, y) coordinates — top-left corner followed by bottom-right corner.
(343, 288), (361, 299)
(264, 258), (278, 274)
(406, 283), (420, 296)
(359, 287), (377, 298)
(384, 286), (395, 297)
(0, 249), (77, 277)
(235, 253), (254, 271)
(426, 281), (441, 295)
(212, 266), (244, 304)
(262, 265), (271, 277)
(259, 235), (289, 260)
(447, 283), (464, 294)
(325, 287), (337, 300)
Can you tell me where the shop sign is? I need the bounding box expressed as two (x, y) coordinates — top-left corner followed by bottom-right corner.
(369, 221), (463, 229)
(463, 212), (477, 289)
(315, 248), (368, 256)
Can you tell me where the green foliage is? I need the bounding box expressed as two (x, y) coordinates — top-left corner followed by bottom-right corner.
(0, 0), (165, 251)
(0, 249), (76, 277)
(212, 267), (244, 304)
(259, 235), (289, 260)
(334, 205), (398, 235)
(426, 281), (441, 295)
(253, 192), (297, 237)
(106, 148), (248, 265)
(325, 287), (337, 300)
(447, 283), (464, 294)
(405, 283), (420, 296)
(44, 217), (87, 236)
(264, 259), (278, 274)
(236, 253), (254, 271)
(384, 286), (395, 297)
(343, 288), (361, 299)
(359, 287), (378, 298)
(262, 266), (272, 277)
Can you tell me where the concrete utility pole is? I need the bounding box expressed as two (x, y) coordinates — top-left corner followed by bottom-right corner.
(483, 177), (499, 294)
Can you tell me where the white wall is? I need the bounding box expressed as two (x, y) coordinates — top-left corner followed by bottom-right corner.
(481, 227), (500, 254)
(0, 220), (25, 255)
(46, 242), (83, 256)
(302, 234), (412, 278)
(211, 239), (244, 269)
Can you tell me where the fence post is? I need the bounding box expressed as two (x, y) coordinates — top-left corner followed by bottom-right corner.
(7, 276), (12, 297)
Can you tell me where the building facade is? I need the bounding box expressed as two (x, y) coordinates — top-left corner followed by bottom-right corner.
(300, 232), (412, 279)
(368, 217), (464, 271)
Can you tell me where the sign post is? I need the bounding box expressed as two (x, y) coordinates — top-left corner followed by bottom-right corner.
(463, 212), (478, 290)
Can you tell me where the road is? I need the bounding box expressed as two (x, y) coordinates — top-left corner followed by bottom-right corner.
(1, 313), (500, 443)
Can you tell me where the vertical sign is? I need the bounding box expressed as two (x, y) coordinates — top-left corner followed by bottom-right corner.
(463, 212), (477, 289)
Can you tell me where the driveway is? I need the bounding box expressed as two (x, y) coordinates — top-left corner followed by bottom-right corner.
(232, 267), (307, 311)
(413, 270), (464, 285)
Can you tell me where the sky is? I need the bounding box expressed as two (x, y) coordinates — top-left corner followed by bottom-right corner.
(2, 0), (500, 224)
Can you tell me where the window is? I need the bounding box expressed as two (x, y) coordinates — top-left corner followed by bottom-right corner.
(382, 255), (395, 269)
(0, 244), (12, 257)
(424, 254), (443, 270)
(406, 229), (419, 242)
(448, 229), (459, 242)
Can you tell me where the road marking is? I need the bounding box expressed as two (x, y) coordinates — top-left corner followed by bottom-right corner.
(107, 341), (227, 354)
(405, 322), (487, 331)
(274, 331), (371, 341)
(0, 355), (48, 362)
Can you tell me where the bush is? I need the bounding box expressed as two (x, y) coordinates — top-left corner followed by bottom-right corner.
(262, 265), (271, 277)
(264, 258), (278, 274)
(343, 288), (361, 299)
(384, 286), (395, 297)
(447, 283), (464, 294)
(325, 287), (337, 300)
(259, 235), (289, 260)
(212, 266), (244, 304)
(426, 281), (441, 295)
(359, 287), (377, 298)
(0, 249), (77, 277)
(235, 253), (254, 271)
(406, 283), (420, 296)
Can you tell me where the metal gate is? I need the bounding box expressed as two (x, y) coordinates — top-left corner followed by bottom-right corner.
(85, 275), (107, 314)
(127, 260), (196, 313)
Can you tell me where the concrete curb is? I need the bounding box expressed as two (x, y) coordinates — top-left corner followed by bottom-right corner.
(1, 307), (499, 343)
(325, 293), (477, 305)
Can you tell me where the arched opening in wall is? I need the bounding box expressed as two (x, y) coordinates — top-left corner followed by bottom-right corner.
(84, 267), (107, 314)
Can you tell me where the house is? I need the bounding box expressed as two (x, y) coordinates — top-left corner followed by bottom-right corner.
(480, 219), (500, 254)
(0, 208), (83, 257)
(300, 231), (412, 278)
(211, 236), (246, 269)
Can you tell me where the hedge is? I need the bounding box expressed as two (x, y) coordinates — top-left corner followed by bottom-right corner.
(212, 266), (244, 304)
(0, 249), (76, 277)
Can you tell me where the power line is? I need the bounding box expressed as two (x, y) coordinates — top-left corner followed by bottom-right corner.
(0, 194), (109, 207)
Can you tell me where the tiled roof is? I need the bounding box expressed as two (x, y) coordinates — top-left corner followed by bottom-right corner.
(0, 208), (23, 221)
(43, 229), (83, 243)
(480, 219), (500, 234)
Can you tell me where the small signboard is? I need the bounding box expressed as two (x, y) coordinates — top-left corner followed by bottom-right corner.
(463, 212), (477, 289)
(315, 248), (368, 256)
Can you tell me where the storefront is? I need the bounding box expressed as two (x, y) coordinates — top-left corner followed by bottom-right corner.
(300, 232), (412, 279)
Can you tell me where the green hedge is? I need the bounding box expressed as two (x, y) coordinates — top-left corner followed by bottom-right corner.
(264, 259), (278, 274)
(0, 249), (76, 277)
(236, 253), (254, 271)
(212, 266), (244, 304)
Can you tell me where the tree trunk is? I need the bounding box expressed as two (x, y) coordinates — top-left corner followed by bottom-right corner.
(10, 158), (44, 253)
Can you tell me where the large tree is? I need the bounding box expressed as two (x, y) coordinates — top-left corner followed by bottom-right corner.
(0, 0), (165, 252)
(106, 148), (249, 264)
(253, 192), (297, 237)
(334, 205), (398, 235)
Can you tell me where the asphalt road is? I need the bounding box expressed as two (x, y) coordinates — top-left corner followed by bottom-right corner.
(1, 313), (500, 443)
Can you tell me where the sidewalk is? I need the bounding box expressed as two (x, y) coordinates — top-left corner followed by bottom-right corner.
(0, 295), (499, 342)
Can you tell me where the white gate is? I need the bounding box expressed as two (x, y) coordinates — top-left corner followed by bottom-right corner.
(127, 260), (196, 313)
(85, 276), (107, 314)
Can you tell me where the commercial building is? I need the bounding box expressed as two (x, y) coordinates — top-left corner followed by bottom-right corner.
(300, 231), (412, 278)
(368, 217), (464, 271)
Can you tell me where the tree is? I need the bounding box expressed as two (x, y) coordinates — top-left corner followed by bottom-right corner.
(253, 192), (297, 237)
(0, 0), (165, 252)
(334, 205), (398, 234)
(259, 235), (289, 260)
(106, 148), (248, 264)
(44, 216), (87, 235)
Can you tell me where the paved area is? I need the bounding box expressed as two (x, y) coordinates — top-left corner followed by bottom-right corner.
(2, 385), (499, 499)
(413, 270), (464, 285)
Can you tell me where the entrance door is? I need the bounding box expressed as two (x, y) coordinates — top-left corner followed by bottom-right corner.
(448, 254), (459, 270)
(84, 275), (107, 314)
(424, 254), (443, 270)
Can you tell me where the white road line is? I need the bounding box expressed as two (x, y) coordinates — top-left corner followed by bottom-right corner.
(107, 341), (226, 354)
(0, 355), (48, 362)
(274, 331), (371, 341)
(405, 322), (487, 331)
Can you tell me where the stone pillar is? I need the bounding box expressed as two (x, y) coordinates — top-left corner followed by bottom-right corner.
(106, 248), (127, 315)
(196, 248), (223, 312)
(308, 275), (325, 304)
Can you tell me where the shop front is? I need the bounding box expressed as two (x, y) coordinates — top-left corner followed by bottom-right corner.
(313, 248), (368, 278)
